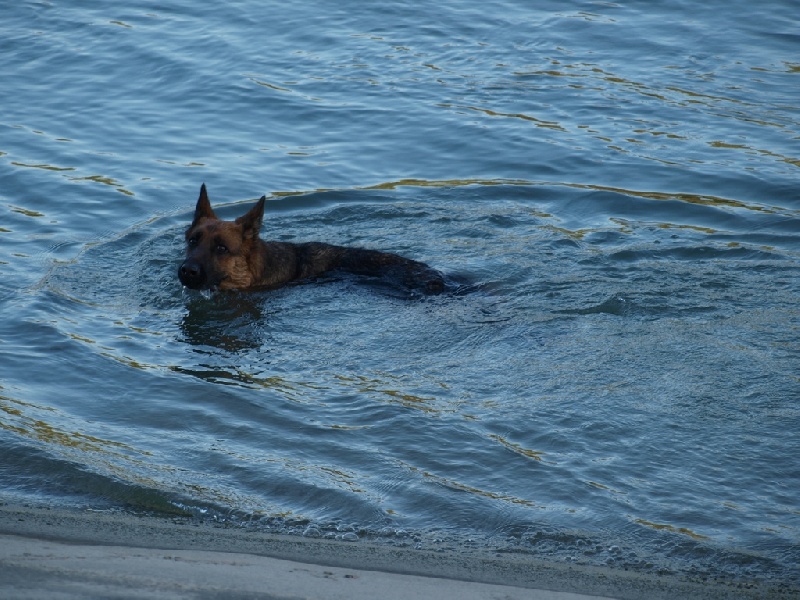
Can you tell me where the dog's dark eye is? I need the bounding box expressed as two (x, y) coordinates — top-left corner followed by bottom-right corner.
(216, 244), (228, 255)
(187, 237), (199, 247)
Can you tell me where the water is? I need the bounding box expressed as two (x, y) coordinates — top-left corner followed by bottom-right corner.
(1, 0), (799, 588)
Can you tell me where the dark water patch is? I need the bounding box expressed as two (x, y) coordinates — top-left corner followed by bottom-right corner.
(607, 245), (787, 263)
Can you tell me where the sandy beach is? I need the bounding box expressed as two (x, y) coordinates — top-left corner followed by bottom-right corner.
(1, 502), (793, 600)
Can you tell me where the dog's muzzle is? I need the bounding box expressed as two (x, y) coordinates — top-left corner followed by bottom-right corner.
(178, 260), (206, 289)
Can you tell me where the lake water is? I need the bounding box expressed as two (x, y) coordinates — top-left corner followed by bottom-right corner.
(1, 0), (799, 588)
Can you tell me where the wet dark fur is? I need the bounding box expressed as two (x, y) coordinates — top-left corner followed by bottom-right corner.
(178, 185), (445, 294)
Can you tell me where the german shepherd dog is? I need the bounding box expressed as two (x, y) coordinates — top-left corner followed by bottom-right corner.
(179, 185), (445, 294)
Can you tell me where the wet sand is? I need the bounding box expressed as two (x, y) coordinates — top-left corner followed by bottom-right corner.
(0, 502), (792, 599)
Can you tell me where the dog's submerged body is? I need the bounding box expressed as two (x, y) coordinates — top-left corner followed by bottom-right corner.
(178, 185), (445, 294)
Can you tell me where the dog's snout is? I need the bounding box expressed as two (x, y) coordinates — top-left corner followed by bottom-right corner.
(179, 260), (205, 288)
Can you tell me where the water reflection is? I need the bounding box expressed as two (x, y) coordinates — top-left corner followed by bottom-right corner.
(179, 292), (267, 353)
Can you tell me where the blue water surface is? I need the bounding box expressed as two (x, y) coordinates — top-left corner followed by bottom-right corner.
(1, 0), (799, 588)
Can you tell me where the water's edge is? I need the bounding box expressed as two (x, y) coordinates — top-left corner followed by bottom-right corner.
(1, 500), (795, 600)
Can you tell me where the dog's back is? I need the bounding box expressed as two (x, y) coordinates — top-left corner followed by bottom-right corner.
(179, 185), (444, 294)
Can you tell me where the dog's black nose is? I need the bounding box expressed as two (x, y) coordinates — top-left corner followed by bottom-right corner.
(179, 261), (205, 288)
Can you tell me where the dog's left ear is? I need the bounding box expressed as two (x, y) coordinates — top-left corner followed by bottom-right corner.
(192, 183), (217, 225)
(236, 196), (266, 239)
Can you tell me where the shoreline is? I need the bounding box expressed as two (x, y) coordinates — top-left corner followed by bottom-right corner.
(0, 502), (795, 600)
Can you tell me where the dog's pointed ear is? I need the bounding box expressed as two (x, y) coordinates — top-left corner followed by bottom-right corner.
(192, 183), (217, 224)
(236, 196), (266, 239)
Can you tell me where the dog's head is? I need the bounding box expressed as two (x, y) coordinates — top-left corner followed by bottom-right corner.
(178, 184), (266, 291)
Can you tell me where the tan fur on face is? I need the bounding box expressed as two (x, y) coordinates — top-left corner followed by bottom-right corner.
(184, 219), (258, 290)
(179, 185), (270, 291)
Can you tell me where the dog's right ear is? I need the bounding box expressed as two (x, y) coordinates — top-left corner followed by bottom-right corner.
(236, 196), (266, 240)
(192, 183), (217, 225)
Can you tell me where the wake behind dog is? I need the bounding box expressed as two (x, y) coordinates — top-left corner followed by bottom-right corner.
(178, 185), (445, 294)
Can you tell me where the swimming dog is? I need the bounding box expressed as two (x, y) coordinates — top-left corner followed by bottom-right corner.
(178, 185), (444, 294)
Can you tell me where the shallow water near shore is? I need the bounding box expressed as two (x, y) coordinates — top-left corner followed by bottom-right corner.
(1, 0), (799, 589)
